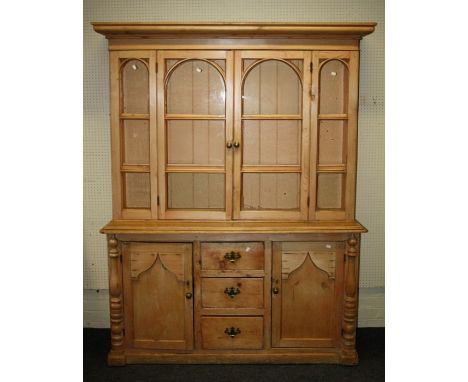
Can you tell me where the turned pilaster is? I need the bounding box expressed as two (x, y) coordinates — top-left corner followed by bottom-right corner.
(340, 235), (360, 364)
(107, 235), (125, 365)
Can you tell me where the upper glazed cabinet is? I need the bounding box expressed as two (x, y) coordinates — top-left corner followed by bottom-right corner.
(100, 23), (371, 221)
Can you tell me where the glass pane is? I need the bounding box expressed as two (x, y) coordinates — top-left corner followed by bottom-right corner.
(243, 120), (301, 165)
(243, 60), (302, 115)
(319, 60), (349, 114)
(286, 59), (304, 73)
(123, 120), (149, 164)
(317, 173), (344, 209)
(166, 59), (179, 72)
(167, 59), (226, 73)
(167, 120), (225, 165)
(167, 173), (225, 209)
(121, 59), (149, 114)
(166, 60), (225, 115)
(242, 173), (300, 210)
(124, 173), (150, 208)
(318, 120), (347, 165)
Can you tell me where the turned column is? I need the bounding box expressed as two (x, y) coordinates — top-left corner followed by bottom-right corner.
(107, 235), (125, 365)
(340, 235), (360, 364)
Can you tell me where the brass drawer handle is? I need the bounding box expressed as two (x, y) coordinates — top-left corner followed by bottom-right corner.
(224, 251), (241, 263)
(224, 327), (241, 337)
(224, 287), (241, 298)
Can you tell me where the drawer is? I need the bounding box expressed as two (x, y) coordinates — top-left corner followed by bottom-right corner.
(201, 278), (263, 309)
(201, 242), (264, 270)
(201, 316), (263, 350)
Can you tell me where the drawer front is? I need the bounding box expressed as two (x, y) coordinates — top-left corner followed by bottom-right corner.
(201, 278), (264, 309)
(201, 242), (264, 270)
(201, 317), (263, 350)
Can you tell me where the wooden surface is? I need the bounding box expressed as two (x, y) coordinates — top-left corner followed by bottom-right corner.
(101, 219), (367, 234)
(201, 316), (264, 350)
(105, 40), (362, 221)
(122, 242), (193, 350)
(105, 232), (362, 365)
(201, 278), (264, 309)
(122, 350), (341, 364)
(107, 235), (125, 365)
(96, 21), (374, 366)
(271, 241), (344, 348)
(157, 50), (233, 220)
(92, 22), (376, 39)
(201, 242), (264, 271)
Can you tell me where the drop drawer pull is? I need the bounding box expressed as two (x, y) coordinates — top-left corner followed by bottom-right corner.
(224, 287), (241, 298)
(224, 251), (241, 263)
(224, 327), (241, 337)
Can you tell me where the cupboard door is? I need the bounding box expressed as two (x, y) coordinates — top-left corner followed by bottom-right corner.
(157, 51), (234, 219)
(310, 51), (359, 221)
(233, 51), (311, 220)
(271, 242), (344, 348)
(109, 51), (157, 219)
(122, 243), (193, 350)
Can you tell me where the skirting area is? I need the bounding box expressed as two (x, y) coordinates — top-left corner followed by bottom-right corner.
(84, 328), (384, 381)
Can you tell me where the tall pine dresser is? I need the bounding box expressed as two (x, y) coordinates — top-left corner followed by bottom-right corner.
(93, 22), (376, 365)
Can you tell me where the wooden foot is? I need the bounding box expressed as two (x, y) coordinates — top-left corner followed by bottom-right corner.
(107, 351), (126, 366)
(339, 349), (359, 365)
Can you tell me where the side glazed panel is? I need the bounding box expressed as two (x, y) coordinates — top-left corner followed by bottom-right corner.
(272, 241), (344, 348)
(109, 50), (157, 220)
(122, 242), (193, 350)
(310, 51), (359, 221)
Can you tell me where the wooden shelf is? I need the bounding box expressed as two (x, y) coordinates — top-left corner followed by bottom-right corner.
(100, 219), (367, 234)
(120, 113), (149, 120)
(318, 114), (348, 120)
(121, 164), (150, 173)
(317, 164), (347, 173)
(165, 114), (225, 120)
(242, 115), (302, 120)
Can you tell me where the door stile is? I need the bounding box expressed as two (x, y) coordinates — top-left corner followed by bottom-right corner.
(232, 50), (243, 219)
(149, 50), (158, 219)
(271, 242), (282, 347)
(109, 51), (123, 219)
(345, 51), (359, 220)
(300, 51), (312, 220)
(308, 51), (320, 220)
(156, 50), (167, 219)
(224, 50), (234, 220)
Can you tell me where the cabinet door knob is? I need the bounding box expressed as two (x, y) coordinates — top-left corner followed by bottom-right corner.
(224, 327), (241, 337)
(185, 292), (193, 299)
(233, 141), (240, 148)
(272, 287), (280, 294)
(226, 141), (233, 149)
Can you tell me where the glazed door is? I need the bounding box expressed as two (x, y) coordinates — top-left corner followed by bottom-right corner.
(271, 242), (344, 347)
(233, 51), (311, 220)
(122, 243), (193, 350)
(157, 51), (234, 219)
(310, 51), (359, 221)
(109, 50), (157, 219)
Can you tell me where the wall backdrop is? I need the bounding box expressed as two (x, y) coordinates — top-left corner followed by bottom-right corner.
(83, 0), (384, 326)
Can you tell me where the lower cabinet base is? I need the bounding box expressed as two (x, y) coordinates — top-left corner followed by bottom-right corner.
(108, 349), (358, 366)
(103, 229), (364, 367)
